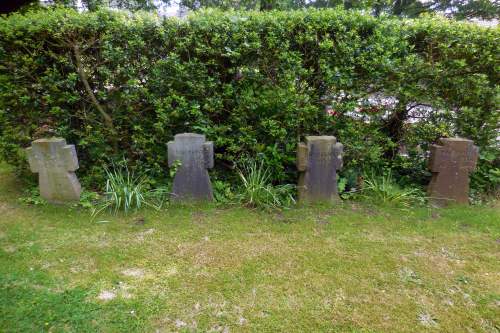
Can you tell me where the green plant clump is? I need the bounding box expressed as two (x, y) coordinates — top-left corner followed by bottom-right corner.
(92, 164), (168, 215)
(359, 171), (426, 207)
(0, 8), (498, 195)
(237, 160), (295, 209)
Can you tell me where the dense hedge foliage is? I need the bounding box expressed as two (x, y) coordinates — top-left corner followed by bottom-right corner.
(0, 8), (498, 193)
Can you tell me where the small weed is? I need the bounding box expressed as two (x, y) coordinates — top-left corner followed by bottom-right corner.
(418, 312), (438, 327)
(338, 177), (357, 200)
(456, 275), (471, 285)
(18, 187), (46, 206)
(399, 267), (422, 284)
(77, 191), (100, 210)
(169, 160), (182, 178)
(213, 180), (236, 204)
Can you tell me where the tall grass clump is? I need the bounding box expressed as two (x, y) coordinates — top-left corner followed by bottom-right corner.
(237, 160), (295, 209)
(92, 163), (168, 216)
(359, 171), (426, 207)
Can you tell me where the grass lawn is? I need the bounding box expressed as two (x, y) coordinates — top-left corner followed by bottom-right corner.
(0, 163), (499, 332)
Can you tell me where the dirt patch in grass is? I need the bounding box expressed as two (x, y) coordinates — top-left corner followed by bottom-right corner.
(121, 268), (146, 278)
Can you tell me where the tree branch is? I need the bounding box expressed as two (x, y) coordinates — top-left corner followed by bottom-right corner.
(72, 43), (115, 132)
(71, 41), (118, 152)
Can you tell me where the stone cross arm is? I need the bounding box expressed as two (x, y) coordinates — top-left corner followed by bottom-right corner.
(60, 145), (79, 171)
(296, 139), (343, 171)
(167, 140), (177, 167)
(429, 138), (479, 173)
(464, 145), (479, 171)
(297, 143), (308, 171)
(26, 147), (40, 173)
(428, 144), (446, 173)
(334, 142), (344, 171)
(203, 141), (214, 169)
(167, 138), (214, 169)
(26, 139), (79, 173)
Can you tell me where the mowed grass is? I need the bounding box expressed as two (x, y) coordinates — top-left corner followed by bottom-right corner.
(0, 163), (499, 333)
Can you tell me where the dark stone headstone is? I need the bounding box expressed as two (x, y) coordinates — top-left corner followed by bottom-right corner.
(168, 133), (214, 201)
(428, 137), (479, 206)
(297, 136), (343, 203)
(26, 138), (81, 203)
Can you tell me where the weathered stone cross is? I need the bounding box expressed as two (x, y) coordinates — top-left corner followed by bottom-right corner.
(427, 137), (479, 206)
(26, 138), (81, 203)
(297, 136), (343, 203)
(168, 133), (214, 201)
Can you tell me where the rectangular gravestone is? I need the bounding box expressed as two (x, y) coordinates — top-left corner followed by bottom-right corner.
(297, 136), (343, 203)
(168, 133), (214, 201)
(26, 138), (81, 203)
(428, 137), (479, 206)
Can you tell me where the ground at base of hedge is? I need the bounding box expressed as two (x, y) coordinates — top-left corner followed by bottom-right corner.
(0, 163), (499, 333)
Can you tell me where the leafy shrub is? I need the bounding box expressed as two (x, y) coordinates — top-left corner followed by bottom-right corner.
(237, 160), (295, 209)
(470, 148), (500, 195)
(0, 8), (498, 193)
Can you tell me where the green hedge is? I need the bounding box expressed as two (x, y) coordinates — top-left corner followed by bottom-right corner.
(0, 8), (498, 192)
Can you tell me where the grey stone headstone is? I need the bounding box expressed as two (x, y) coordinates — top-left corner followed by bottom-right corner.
(297, 136), (343, 203)
(428, 137), (478, 206)
(26, 138), (81, 203)
(167, 133), (214, 201)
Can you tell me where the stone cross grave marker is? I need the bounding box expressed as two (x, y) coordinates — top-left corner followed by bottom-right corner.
(428, 137), (479, 206)
(26, 138), (81, 203)
(168, 133), (214, 201)
(297, 136), (343, 203)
